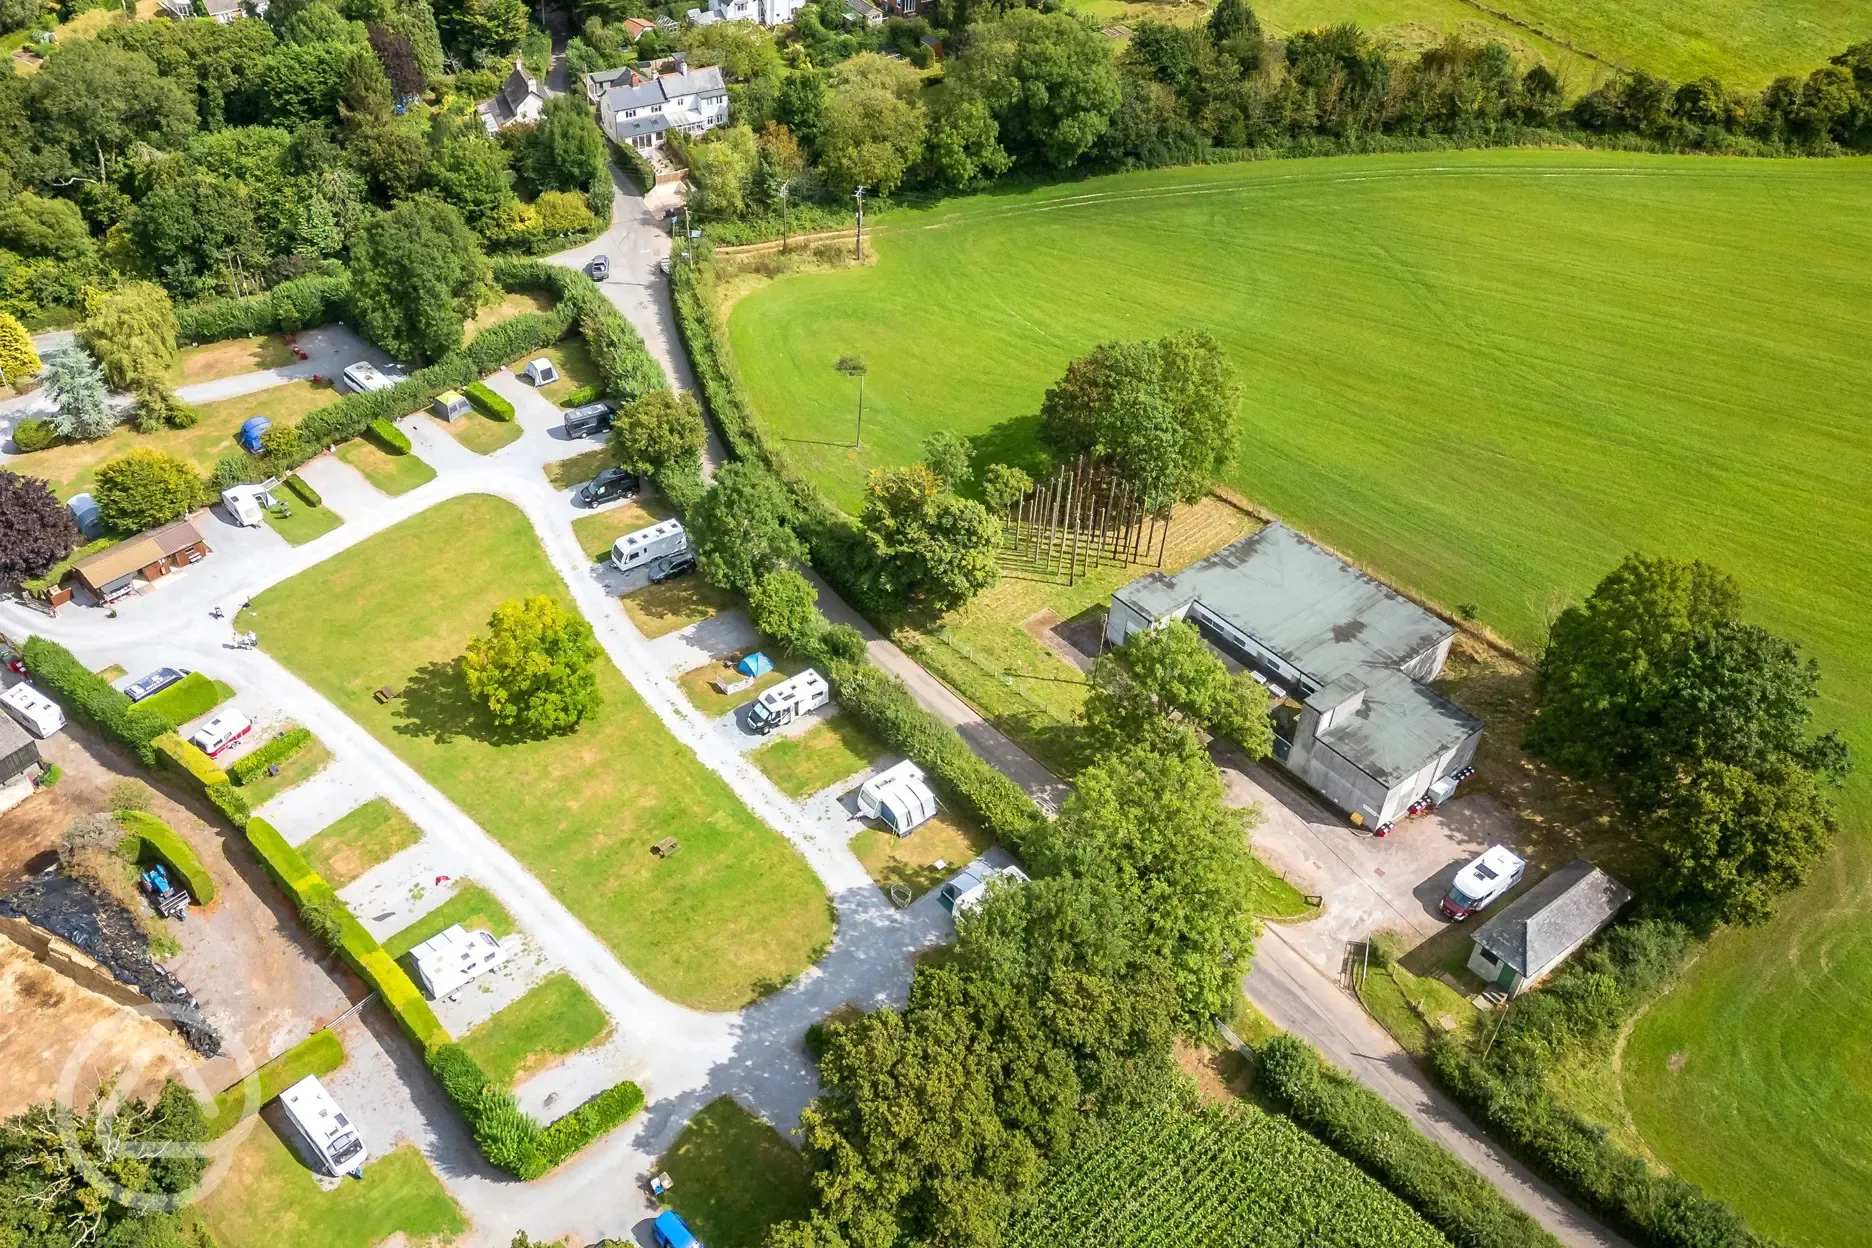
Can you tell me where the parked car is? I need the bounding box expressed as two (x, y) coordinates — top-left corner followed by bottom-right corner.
(587, 254), (609, 280)
(562, 400), (617, 439)
(189, 708), (252, 758)
(648, 550), (696, 584)
(1, 648), (24, 675)
(125, 667), (190, 702)
(579, 467), (640, 507)
(1440, 844), (1526, 920)
(651, 1210), (699, 1248)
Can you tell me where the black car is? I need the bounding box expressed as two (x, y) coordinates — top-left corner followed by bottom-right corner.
(562, 400), (617, 439)
(580, 467), (640, 507)
(648, 550), (697, 584)
(587, 255), (609, 280)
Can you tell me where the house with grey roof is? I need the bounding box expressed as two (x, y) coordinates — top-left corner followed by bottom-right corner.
(599, 64), (729, 150)
(1106, 523), (1482, 828)
(160, 0), (266, 22)
(1467, 859), (1632, 996)
(0, 714), (43, 816)
(476, 61), (546, 135)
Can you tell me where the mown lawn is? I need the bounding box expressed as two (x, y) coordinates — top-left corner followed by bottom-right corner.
(302, 798), (424, 889)
(137, 673), (234, 729)
(337, 438), (436, 496)
(546, 444), (620, 491)
(459, 971), (610, 1087)
(621, 574), (737, 640)
(246, 495), (833, 1010)
(385, 881), (516, 958)
(851, 808), (991, 900)
(432, 408), (522, 455)
(264, 500), (344, 546)
(171, 334), (296, 387)
(658, 1097), (815, 1248)
(234, 734), (330, 807)
(727, 149), (1872, 1243)
(533, 336), (602, 405)
(678, 651), (811, 719)
(199, 1134), (464, 1248)
(751, 716), (886, 799)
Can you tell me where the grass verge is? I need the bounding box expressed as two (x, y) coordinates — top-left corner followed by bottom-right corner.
(751, 715), (887, 799)
(432, 409), (522, 455)
(459, 972), (610, 1087)
(233, 735), (331, 807)
(204, 1029), (343, 1137)
(621, 574), (737, 640)
(301, 798), (424, 889)
(659, 1097), (815, 1248)
(336, 438), (436, 497)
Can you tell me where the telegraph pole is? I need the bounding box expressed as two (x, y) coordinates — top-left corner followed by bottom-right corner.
(853, 185), (866, 262)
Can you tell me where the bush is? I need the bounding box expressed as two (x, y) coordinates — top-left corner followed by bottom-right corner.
(366, 417), (411, 455)
(210, 452), (266, 492)
(1256, 1033), (1557, 1248)
(116, 810), (217, 905)
(155, 731), (229, 786)
(423, 1042), (643, 1180)
(465, 380), (513, 421)
(822, 623), (868, 663)
(613, 138), (656, 193)
(175, 274), (351, 343)
(137, 672), (227, 728)
(283, 474), (322, 508)
(561, 384), (601, 407)
(22, 637), (170, 765)
(39, 762), (61, 786)
(537, 1081), (646, 1170)
(12, 417), (56, 452)
(94, 449), (208, 534)
(230, 727), (313, 786)
(205, 781), (251, 828)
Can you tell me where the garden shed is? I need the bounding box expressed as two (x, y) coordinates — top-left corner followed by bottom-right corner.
(1468, 859), (1632, 996)
(0, 715), (41, 789)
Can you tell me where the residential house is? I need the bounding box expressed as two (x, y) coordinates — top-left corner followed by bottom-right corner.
(476, 61), (546, 135)
(600, 65), (730, 150)
(73, 519), (210, 604)
(683, 0), (807, 28)
(1467, 859), (1632, 996)
(621, 16), (656, 38)
(1107, 523), (1483, 830)
(583, 65), (640, 104)
(160, 0), (266, 22)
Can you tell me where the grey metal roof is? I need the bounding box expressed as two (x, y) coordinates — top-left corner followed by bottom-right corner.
(0, 714), (38, 784)
(1114, 524), (1480, 784)
(1472, 859), (1632, 976)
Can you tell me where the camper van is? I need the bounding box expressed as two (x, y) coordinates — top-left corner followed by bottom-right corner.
(1440, 844), (1527, 920)
(409, 924), (511, 999)
(857, 759), (939, 836)
(188, 709), (252, 757)
(610, 519), (688, 574)
(562, 400), (617, 439)
(939, 863), (1031, 917)
(341, 361), (392, 394)
(278, 1075), (368, 1177)
(125, 667), (189, 702)
(0, 683), (65, 739)
(746, 670), (830, 735)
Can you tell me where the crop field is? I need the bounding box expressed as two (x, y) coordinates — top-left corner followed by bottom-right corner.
(246, 494), (833, 1011)
(725, 149), (1872, 1243)
(1004, 1100), (1448, 1247)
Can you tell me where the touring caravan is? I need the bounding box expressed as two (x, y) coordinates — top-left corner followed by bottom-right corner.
(746, 670), (829, 735)
(610, 519), (688, 574)
(0, 683), (65, 739)
(188, 709), (252, 757)
(278, 1075), (368, 1177)
(857, 760), (939, 836)
(939, 863), (1031, 917)
(409, 924), (512, 999)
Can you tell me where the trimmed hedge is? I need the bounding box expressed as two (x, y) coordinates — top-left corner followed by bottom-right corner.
(175, 273), (351, 343)
(538, 1080), (646, 1170)
(366, 417), (411, 454)
(138, 672), (229, 728)
(21, 637), (170, 766)
(465, 380), (513, 421)
(283, 474), (322, 507)
(230, 726), (313, 786)
(155, 732), (229, 787)
(116, 810), (217, 906)
(206, 781), (251, 828)
(426, 1042), (645, 1180)
(560, 383), (601, 408)
(612, 137), (655, 193)
(1256, 1034), (1558, 1248)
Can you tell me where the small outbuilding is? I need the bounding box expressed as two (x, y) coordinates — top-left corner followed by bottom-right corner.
(522, 357), (559, 386)
(0, 715), (43, 787)
(432, 390), (470, 421)
(1467, 858), (1632, 997)
(73, 520), (210, 603)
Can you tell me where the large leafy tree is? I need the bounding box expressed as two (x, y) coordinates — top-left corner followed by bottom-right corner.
(94, 449), (207, 533)
(817, 86), (926, 196)
(858, 465), (1000, 610)
(0, 192), (96, 264)
(347, 197), (490, 364)
(40, 346), (116, 442)
(1038, 331), (1240, 508)
(950, 9), (1122, 169)
(1083, 617), (1272, 758)
(609, 389), (707, 479)
(462, 596), (603, 736)
(22, 42), (196, 183)
(127, 171), (267, 299)
(0, 470), (79, 583)
(424, 113), (514, 226)
(524, 93), (609, 193)
(687, 461), (805, 594)
(78, 281), (180, 391)
(1652, 758), (1838, 926)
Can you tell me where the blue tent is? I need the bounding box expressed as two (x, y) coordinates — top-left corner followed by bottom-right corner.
(238, 416), (271, 453)
(652, 1209), (699, 1248)
(736, 652), (774, 679)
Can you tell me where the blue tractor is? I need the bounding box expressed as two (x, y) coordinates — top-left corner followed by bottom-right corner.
(139, 864), (189, 921)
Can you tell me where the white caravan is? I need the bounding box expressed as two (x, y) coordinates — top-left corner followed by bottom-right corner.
(746, 669), (829, 735)
(939, 863), (1031, 917)
(0, 683), (65, 739)
(857, 759), (939, 836)
(409, 924), (512, 999)
(278, 1075), (368, 1177)
(610, 519), (689, 574)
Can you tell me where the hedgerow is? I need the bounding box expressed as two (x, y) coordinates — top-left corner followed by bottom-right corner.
(115, 810), (217, 906)
(366, 417), (411, 454)
(465, 380), (513, 421)
(175, 273), (352, 343)
(136, 673), (228, 728)
(21, 637), (169, 766)
(425, 1042), (645, 1180)
(229, 727), (313, 786)
(283, 474), (322, 507)
(154, 732), (228, 786)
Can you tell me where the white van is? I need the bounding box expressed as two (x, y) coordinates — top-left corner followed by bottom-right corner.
(278, 1075), (368, 1177)
(858, 759), (938, 836)
(0, 683), (65, 739)
(1440, 844), (1526, 920)
(341, 361), (391, 394)
(188, 708), (252, 757)
(939, 863), (1030, 917)
(610, 519), (688, 573)
(747, 670), (829, 735)
(409, 924), (512, 999)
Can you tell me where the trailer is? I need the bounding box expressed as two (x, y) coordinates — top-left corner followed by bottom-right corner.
(746, 669), (829, 735)
(279, 1075), (368, 1177)
(221, 484), (272, 527)
(857, 759), (939, 836)
(0, 683), (66, 739)
(610, 519), (688, 574)
(408, 924), (512, 999)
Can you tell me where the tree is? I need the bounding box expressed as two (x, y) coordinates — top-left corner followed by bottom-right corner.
(684, 125), (758, 219)
(0, 470), (78, 583)
(921, 429), (972, 488)
(858, 465), (1001, 609)
(23, 42), (197, 183)
(817, 86), (926, 196)
(680, 18), (782, 81)
(127, 171), (267, 299)
(609, 389), (707, 479)
(40, 346), (116, 442)
(128, 378), (197, 434)
(368, 22), (426, 98)
(425, 113), (515, 225)
(94, 449), (207, 533)
(1652, 758), (1837, 926)
(1207, 0), (1263, 70)
(950, 9), (1122, 169)
(746, 568), (825, 655)
(348, 198), (490, 364)
(924, 89), (1011, 188)
(434, 0), (527, 58)
(775, 70), (826, 151)
(0, 311), (40, 385)
(829, 50), (924, 104)
(1083, 618), (1272, 758)
(78, 281), (180, 391)
(0, 192), (96, 264)
(1039, 331), (1240, 508)
(525, 93), (608, 193)
(461, 596), (603, 735)
(979, 462), (1033, 512)
(687, 461), (805, 593)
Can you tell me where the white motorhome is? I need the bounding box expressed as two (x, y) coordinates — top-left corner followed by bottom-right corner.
(278, 1075), (368, 1177)
(189, 708), (252, 757)
(610, 519), (688, 573)
(341, 361), (392, 394)
(939, 863), (1030, 917)
(1441, 844), (1526, 920)
(409, 924), (511, 999)
(746, 669), (829, 735)
(857, 759), (938, 836)
(0, 683), (65, 739)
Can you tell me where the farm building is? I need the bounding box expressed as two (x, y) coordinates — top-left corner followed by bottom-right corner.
(1106, 523), (1481, 828)
(1467, 859), (1631, 996)
(0, 715), (43, 814)
(72, 520), (210, 604)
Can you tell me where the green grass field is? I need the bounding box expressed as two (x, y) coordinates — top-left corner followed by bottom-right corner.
(434, 408), (523, 455)
(265, 499), (345, 546)
(658, 1097), (815, 1248)
(246, 494), (833, 1010)
(385, 881), (516, 959)
(459, 971), (610, 1087)
(726, 149), (1872, 1244)
(301, 798), (424, 888)
(234, 734), (330, 807)
(336, 438), (437, 496)
(751, 716), (887, 799)
(199, 1135), (464, 1248)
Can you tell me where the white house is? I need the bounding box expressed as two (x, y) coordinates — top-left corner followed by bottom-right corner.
(160, 0), (266, 23)
(476, 61), (546, 135)
(1467, 859), (1632, 996)
(684, 0), (807, 28)
(600, 65), (730, 150)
